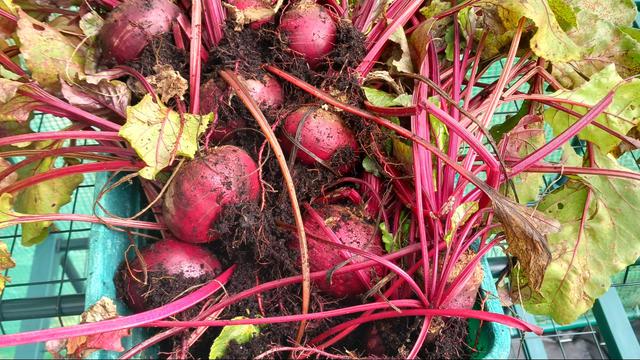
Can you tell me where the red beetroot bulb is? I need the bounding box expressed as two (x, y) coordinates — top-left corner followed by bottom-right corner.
(119, 239), (222, 312)
(239, 74), (284, 108)
(200, 80), (246, 141)
(99, 0), (182, 64)
(279, 0), (336, 68)
(162, 145), (260, 243)
(282, 106), (358, 174)
(295, 204), (384, 298)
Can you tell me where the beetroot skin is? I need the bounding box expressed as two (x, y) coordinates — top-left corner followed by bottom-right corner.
(162, 145), (260, 243)
(282, 106), (358, 173)
(240, 74), (284, 108)
(98, 0), (182, 64)
(200, 80), (246, 141)
(119, 239), (222, 312)
(299, 204), (384, 298)
(279, 0), (336, 68)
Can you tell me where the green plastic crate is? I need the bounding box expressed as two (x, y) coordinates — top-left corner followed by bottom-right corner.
(87, 172), (511, 358)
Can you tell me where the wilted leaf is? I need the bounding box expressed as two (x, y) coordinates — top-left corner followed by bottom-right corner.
(565, 0), (636, 26)
(0, 78), (23, 103)
(477, 0), (582, 62)
(61, 78), (130, 119)
(0, 240), (15, 294)
(46, 297), (130, 358)
(387, 27), (414, 73)
(444, 201), (479, 245)
(0, 157), (17, 189)
(209, 317), (260, 359)
(146, 65), (188, 104)
(514, 147), (640, 324)
(444, 250), (484, 309)
(551, 4), (640, 88)
(0, 95), (40, 123)
(16, 9), (85, 93)
(120, 95), (213, 179)
(492, 192), (560, 291)
(544, 64), (640, 153)
(79, 11), (103, 38)
(14, 154), (83, 246)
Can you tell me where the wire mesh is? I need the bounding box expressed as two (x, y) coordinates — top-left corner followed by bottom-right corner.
(0, 113), (96, 358)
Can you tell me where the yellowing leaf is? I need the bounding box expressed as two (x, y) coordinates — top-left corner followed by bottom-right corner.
(0, 240), (15, 294)
(544, 64), (640, 153)
(565, 0), (637, 26)
(120, 95), (213, 179)
(46, 297), (130, 359)
(551, 2), (640, 88)
(444, 201), (479, 245)
(16, 9), (85, 93)
(387, 27), (414, 73)
(516, 147), (640, 324)
(14, 155), (83, 246)
(477, 0), (582, 62)
(209, 317), (260, 359)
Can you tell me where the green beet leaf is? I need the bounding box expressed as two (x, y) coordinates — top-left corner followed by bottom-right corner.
(14, 155), (83, 246)
(209, 317), (260, 359)
(119, 95), (213, 179)
(544, 64), (640, 153)
(513, 147), (640, 324)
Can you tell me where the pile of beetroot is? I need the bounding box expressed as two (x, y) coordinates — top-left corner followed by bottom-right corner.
(102, 0), (490, 357)
(3, 0), (640, 358)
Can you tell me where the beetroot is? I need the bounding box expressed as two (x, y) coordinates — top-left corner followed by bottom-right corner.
(239, 74), (284, 108)
(119, 239), (222, 312)
(98, 0), (182, 64)
(200, 80), (246, 141)
(297, 204), (384, 298)
(282, 106), (358, 174)
(279, 0), (336, 68)
(162, 145), (260, 243)
(227, 0), (275, 29)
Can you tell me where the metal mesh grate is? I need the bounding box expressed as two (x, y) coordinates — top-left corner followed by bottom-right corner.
(0, 113), (96, 358)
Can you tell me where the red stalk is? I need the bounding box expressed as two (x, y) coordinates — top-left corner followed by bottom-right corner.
(2, 213), (165, 230)
(189, 0), (203, 113)
(148, 300), (422, 327)
(0, 131), (122, 148)
(521, 164), (640, 182)
(356, 0), (422, 76)
(264, 65), (496, 196)
(20, 87), (121, 131)
(510, 91), (615, 176)
(121, 244), (426, 359)
(0, 266), (235, 347)
(0, 160), (144, 195)
(0, 146), (134, 180)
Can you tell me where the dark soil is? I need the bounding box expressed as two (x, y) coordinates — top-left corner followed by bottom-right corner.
(126, 33), (189, 78)
(114, 265), (218, 321)
(364, 317), (471, 359)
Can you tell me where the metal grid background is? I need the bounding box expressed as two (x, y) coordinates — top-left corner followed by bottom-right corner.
(0, 113), (96, 359)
